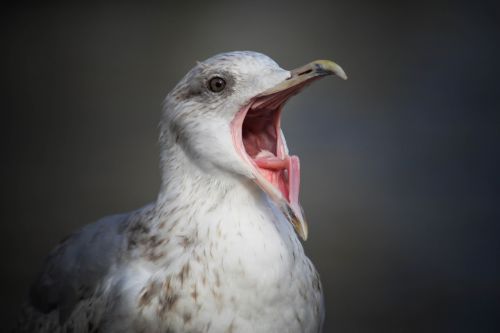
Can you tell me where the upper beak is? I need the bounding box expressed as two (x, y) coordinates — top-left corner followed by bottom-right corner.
(250, 59), (347, 241)
(258, 59), (347, 98)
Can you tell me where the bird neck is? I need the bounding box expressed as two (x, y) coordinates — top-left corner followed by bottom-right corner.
(155, 136), (262, 227)
(127, 133), (299, 269)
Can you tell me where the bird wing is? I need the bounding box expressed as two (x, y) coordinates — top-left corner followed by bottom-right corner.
(14, 212), (131, 332)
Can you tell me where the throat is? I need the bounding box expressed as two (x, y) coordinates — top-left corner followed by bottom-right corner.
(131, 136), (301, 271)
(157, 140), (258, 221)
(241, 109), (278, 158)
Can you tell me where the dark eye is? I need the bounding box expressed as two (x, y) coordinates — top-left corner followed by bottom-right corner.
(208, 76), (226, 92)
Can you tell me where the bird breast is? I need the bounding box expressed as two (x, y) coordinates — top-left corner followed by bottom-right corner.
(113, 184), (323, 332)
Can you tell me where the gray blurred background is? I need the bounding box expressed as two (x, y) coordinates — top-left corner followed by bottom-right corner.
(3, 0), (500, 332)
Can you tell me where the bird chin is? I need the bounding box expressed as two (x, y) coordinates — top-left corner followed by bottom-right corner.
(230, 88), (309, 241)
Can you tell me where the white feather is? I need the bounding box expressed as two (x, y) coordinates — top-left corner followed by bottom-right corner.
(14, 51), (323, 333)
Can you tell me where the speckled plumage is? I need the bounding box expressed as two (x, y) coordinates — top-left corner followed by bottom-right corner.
(14, 51), (325, 333)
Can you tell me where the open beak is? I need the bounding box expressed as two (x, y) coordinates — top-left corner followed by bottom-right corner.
(231, 60), (347, 240)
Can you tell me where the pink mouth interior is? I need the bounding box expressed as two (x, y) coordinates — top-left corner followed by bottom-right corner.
(231, 92), (301, 210)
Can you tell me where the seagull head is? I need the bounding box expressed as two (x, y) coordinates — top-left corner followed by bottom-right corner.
(162, 51), (346, 240)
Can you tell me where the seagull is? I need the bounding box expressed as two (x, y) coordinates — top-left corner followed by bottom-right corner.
(14, 51), (347, 333)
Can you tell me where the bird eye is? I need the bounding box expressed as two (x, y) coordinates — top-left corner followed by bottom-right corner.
(208, 77), (226, 93)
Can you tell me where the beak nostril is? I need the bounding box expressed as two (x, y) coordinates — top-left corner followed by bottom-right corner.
(297, 69), (312, 76)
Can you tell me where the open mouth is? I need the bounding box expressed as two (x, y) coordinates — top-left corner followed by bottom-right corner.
(230, 60), (347, 240)
(235, 86), (304, 209)
(243, 103), (294, 203)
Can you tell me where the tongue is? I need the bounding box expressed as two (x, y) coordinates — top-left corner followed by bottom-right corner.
(287, 156), (300, 208)
(253, 152), (301, 211)
(254, 155), (288, 170)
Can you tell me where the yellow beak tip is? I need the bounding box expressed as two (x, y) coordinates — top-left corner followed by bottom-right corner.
(315, 60), (348, 80)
